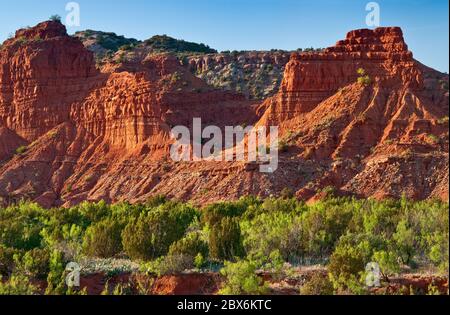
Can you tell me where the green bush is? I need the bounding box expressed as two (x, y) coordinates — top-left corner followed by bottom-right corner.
(15, 145), (28, 155)
(0, 246), (22, 275)
(82, 218), (124, 258)
(122, 203), (197, 261)
(209, 217), (245, 261)
(0, 274), (38, 295)
(14, 248), (50, 279)
(300, 273), (334, 295)
(219, 260), (268, 295)
(141, 254), (194, 276)
(49, 15), (61, 22)
(328, 243), (366, 294)
(168, 232), (208, 259)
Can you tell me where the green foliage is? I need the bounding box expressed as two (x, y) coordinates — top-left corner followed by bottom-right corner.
(427, 134), (440, 144)
(94, 32), (139, 52)
(49, 15), (61, 22)
(45, 250), (66, 295)
(82, 218), (124, 258)
(209, 217), (245, 261)
(122, 201), (198, 261)
(0, 274), (38, 295)
(328, 243), (366, 294)
(14, 248), (50, 279)
(437, 116), (449, 125)
(168, 231), (208, 259)
(357, 68), (371, 86)
(141, 254), (193, 277)
(0, 196), (447, 295)
(357, 75), (372, 86)
(0, 246), (21, 275)
(357, 68), (366, 76)
(219, 260), (268, 295)
(144, 35), (217, 54)
(372, 250), (400, 279)
(15, 145), (28, 155)
(300, 273), (334, 295)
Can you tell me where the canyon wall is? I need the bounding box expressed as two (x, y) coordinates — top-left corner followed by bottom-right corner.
(0, 22), (448, 207)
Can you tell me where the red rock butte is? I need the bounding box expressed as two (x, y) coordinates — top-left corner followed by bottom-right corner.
(0, 22), (448, 207)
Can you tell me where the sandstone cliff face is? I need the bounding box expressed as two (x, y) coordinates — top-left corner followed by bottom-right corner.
(0, 21), (99, 142)
(0, 22), (448, 207)
(259, 27), (448, 201)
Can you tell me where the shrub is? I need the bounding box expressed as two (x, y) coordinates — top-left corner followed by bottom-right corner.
(356, 68), (371, 86)
(49, 15), (62, 22)
(328, 243), (366, 294)
(427, 134), (439, 144)
(209, 217), (245, 261)
(0, 213), (43, 251)
(141, 254), (193, 276)
(279, 187), (294, 199)
(219, 260), (268, 295)
(357, 68), (366, 76)
(437, 116), (449, 125)
(357, 75), (372, 86)
(372, 250), (400, 281)
(168, 232), (208, 259)
(300, 273), (334, 295)
(45, 250), (66, 295)
(0, 246), (21, 275)
(15, 145), (28, 155)
(122, 204), (197, 261)
(0, 274), (38, 295)
(82, 218), (124, 258)
(14, 248), (50, 279)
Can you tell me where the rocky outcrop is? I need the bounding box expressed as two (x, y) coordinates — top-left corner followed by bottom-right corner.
(0, 22), (448, 207)
(258, 27), (448, 201)
(265, 27), (420, 121)
(0, 21), (99, 142)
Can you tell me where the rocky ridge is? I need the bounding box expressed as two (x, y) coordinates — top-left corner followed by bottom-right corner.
(0, 21), (448, 207)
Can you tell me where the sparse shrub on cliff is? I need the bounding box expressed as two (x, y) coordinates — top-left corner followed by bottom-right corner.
(427, 134), (440, 144)
(357, 75), (372, 86)
(357, 68), (372, 86)
(437, 116), (449, 124)
(144, 35), (217, 54)
(15, 145), (28, 155)
(49, 15), (62, 22)
(280, 187), (294, 199)
(357, 68), (366, 76)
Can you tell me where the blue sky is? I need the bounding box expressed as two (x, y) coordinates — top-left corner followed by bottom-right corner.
(1, 0), (448, 72)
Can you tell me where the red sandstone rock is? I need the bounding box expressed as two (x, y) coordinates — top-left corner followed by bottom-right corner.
(0, 22), (448, 207)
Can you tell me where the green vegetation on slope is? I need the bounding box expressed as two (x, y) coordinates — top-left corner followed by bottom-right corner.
(144, 34), (217, 54)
